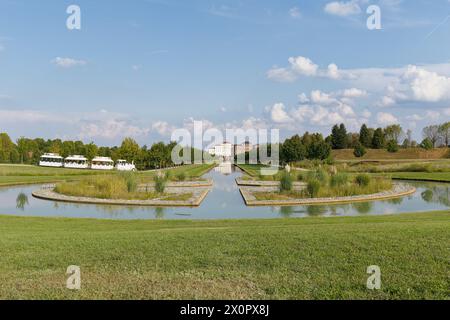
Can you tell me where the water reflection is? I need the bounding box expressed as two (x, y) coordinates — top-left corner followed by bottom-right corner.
(352, 202), (373, 214)
(0, 174), (449, 220)
(16, 192), (29, 210)
(421, 185), (450, 207)
(155, 207), (165, 219)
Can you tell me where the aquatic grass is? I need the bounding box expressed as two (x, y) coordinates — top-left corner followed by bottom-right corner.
(330, 172), (349, 187)
(154, 175), (167, 194)
(279, 171), (293, 192)
(355, 174), (371, 187)
(55, 175), (160, 200)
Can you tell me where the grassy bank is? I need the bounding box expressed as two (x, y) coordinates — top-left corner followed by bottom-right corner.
(332, 148), (449, 160)
(387, 172), (450, 183)
(0, 163), (215, 187)
(0, 212), (448, 300)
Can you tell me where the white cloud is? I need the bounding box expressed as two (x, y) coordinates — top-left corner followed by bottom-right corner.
(151, 121), (175, 136)
(0, 109), (68, 124)
(289, 7), (301, 18)
(340, 88), (367, 98)
(266, 67), (297, 82)
(269, 103), (293, 123)
(327, 63), (340, 79)
(288, 56), (318, 76)
(377, 112), (399, 126)
(424, 110), (440, 121)
(403, 65), (450, 102)
(52, 57), (87, 68)
(444, 108), (450, 117)
(324, 0), (362, 16)
(79, 119), (149, 140)
(267, 56), (345, 82)
(310, 90), (336, 105)
(298, 93), (310, 104)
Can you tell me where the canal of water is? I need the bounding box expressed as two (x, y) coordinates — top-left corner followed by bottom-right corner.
(0, 164), (449, 220)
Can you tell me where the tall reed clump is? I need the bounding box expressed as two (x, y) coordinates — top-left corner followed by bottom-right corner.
(298, 167), (392, 199)
(154, 175), (167, 194)
(306, 168), (329, 185)
(55, 175), (129, 199)
(330, 172), (349, 188)
(120, 171), (138, 193)
(279, 171), (293, 192)
(307, 180), (321, 198)
(355, 174), (371, 187)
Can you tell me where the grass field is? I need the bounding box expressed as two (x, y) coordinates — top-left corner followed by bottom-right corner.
(0, 212), (448, 300)
(387, 172), (450, 183)
(0, 163), (215, 187)
(332, 148), (449, 161)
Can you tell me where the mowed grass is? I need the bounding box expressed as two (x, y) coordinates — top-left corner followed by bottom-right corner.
(0, 164), (215, 187)
(0, 212), (448, 300)
(388, 172), (450, 183)
(332, 148), (449, 160)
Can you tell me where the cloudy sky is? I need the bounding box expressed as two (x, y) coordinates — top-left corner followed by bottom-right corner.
(0, 0), (450, 145)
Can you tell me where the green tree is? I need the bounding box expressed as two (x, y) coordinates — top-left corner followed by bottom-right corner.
(372, 128), (385, 149)
(386, 140), (399, 153)
(423, 125), (440, 148)
(0, 133), (18, 163)
(281, 135), (306, 163)
(331, 123), (347, 149)
(117, 138), (140, 163)
(353, 143), (366, 158)
(439, 122), (450, 147)
(84, 142), (99, 161)
(307, 140), (331, 160)
(384, 124), (403, 144)
(420, 138), (433, 150)
(359, 124), (372, 148)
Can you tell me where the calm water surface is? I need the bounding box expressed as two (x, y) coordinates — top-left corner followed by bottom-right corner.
(0, 164), (449, 220)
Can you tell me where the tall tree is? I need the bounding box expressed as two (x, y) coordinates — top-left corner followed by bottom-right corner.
(439, 122), (450, 147)
(423, 125), (440, 148)
(359, 124), (372, 148)
(372, 128), (385, 149)
(384, 124), (403, 144)
(117, 138), (140, 163)
(331, 124), (347, 149)
(281, 135), (306, 164)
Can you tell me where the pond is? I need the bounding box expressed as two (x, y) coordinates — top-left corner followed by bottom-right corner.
(0, 164), (449, 220)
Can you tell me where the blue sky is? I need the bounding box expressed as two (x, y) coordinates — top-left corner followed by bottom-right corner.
(0, 0), (450, 145)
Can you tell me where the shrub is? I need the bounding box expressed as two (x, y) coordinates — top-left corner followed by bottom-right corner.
(279, 171), (293, 192)
(355, 174), (371, 187)
(176, 172), (186, 181)
(154, 175), (166, 193)
(307, 168), (329, 185)
(387, 140), (399, 153)
(353, 144), (366, 158)
(164, 171), (171, 180)
(307, 180), (321, 198)
(420, 138), (433, 150)
(330, 172), (349, 187)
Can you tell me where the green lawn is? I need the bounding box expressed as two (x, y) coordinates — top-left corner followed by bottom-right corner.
(0, 164), (215, 186)
(388, 172), (450, 183)
(0, 212), (448, 300)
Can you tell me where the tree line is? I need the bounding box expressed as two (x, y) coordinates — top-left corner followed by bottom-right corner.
(0, 134), (194, 170)
(1, 121), (449, 167)
(278, 121), (450, 163)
